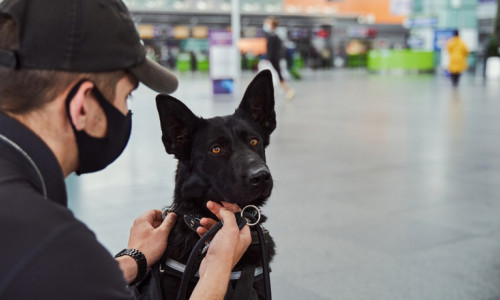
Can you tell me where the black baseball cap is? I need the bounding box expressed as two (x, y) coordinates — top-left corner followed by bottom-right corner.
(0, 0), (178, 94)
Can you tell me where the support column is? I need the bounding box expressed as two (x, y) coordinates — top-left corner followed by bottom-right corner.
(231, 0), (241, 95)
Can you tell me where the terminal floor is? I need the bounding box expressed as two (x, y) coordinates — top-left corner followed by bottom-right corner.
(67, 70), (500, 300)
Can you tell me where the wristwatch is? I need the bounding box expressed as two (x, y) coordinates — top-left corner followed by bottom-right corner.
(115, 248), (148, 285)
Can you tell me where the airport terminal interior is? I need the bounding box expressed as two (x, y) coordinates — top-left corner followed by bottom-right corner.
(67, 70), (500, 299)
(61, 0), (500, 299)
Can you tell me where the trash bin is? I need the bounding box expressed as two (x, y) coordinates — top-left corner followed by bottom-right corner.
(485, 57), (500, 79)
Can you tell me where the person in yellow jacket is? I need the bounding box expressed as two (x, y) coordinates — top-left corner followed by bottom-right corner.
(447, 30), (469, 86)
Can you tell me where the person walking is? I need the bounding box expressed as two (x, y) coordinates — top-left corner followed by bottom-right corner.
(0, 0), (251, 299)
(263, 16), (296, 100)
(447, 30), (469, 87)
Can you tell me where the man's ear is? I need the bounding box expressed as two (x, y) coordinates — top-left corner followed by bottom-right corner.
(156, 94), (200, 160)
(235, 70), (276, 146)
(67, 81), (94, 131)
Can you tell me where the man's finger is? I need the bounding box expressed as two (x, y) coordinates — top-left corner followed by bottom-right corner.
(153, 209), (163, 221)
(200, 217), (217, 229)
(239, 224), (251, 245)
(220, 201), (241, 213)
(196, 226), (208, 237)
(136, 209), (154, 223)
(159, 212), (177, 233)
(219, 208), (237, 228)
(206, 201), (224, 219)
(143, 209), (165, 228)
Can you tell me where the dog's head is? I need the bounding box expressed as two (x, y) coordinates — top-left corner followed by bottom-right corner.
(156, 70), (276, 208)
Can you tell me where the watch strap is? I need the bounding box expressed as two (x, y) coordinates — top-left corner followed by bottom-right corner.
(115, 248), (148, 285)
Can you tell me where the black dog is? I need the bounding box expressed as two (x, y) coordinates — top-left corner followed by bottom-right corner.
(139, 70), (276, 300)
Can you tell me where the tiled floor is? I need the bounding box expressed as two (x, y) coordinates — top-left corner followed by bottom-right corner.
(67, 69), (500, 299)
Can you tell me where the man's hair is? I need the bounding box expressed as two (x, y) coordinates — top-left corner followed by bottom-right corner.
(0, 13), (125, 114)
(453, 29), (459, 37)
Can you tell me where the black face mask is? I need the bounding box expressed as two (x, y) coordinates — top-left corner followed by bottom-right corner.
(65, 80), (132, 175)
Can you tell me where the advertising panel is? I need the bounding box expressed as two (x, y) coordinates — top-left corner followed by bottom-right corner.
(173, 26), (190, 39)
(192, 26), (209, 39)
(478, 0), (497, 19)
(209, 29), (236, 94)
(390, 0), (412, 16)
(283, 0), (405, 24)
(137, 25), (155, 39)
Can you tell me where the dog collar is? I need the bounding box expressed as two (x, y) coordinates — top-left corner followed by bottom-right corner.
(162, 205), (205, 232)
(162, 204), (177, 220)
(183, 213), (203, 232)
(162, 204), (270, 245)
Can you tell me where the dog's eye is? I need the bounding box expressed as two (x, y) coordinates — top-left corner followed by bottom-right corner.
(250, 138), (258, 146)
(211, 146), (222, 154)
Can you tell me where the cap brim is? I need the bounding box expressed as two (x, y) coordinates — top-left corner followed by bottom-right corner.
(129, 57), (178, 94)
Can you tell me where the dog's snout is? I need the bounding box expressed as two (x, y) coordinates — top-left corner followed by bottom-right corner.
(248, 169), (272, 187)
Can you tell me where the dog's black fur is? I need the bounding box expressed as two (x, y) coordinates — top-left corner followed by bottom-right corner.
(151, 70), (276, 299)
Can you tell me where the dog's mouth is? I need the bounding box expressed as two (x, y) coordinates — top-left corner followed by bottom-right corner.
(211, 184), (272, 208)
(205, 165), (273, 208)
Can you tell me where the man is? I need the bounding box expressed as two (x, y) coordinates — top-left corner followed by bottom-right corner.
(446, 29), (469, 87)
(0, 0), (250, 299)
(263, 16), (295, 100)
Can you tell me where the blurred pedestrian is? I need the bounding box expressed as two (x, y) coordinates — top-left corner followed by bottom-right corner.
(263, 16), (295, 100)
(446, 29), (469, 87)
(190, 51), (197, 73)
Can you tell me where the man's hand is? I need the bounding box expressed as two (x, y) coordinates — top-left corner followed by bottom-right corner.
(127, 209), (177, 268)
(116, 209), (177, 284)
(190, 202), (251, 300)
(196, 201), (241, 237)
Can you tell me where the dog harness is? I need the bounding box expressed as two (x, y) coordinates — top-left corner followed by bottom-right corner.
(161, 205), (272, 300)
(162, 258), (264, 280)
(162, 204), (271, 246)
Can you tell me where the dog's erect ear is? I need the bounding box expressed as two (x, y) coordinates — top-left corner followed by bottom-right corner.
(156, 95), (200, 160)
(236, 70), (276, 144)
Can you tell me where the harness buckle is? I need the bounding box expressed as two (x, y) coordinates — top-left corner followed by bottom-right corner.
(162, 204), (176, 220)
(201, 241), (211, 255)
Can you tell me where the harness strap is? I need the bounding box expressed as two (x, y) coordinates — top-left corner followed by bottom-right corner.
(251, 227), (270, 245)
(176, 209), (272, 300)
(256, 223), (272, 300)
(232, 265), (256, 300)
(164, 259), (264, 280)
(176, 221), (223, 300)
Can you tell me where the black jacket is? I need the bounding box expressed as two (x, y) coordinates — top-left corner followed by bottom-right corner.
(0, 112), (134, 299)
(266, 33), (282, 65)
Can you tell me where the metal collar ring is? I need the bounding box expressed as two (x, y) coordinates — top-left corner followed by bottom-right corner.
(241, 205), (261, 226)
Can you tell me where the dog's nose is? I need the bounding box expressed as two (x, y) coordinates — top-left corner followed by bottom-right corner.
(248, 169), (272, 187)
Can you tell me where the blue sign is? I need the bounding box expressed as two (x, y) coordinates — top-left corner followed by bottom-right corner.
(434, 29), (455, 51)
(408, 17), (438, 28)
(212, 79), (234, 94)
